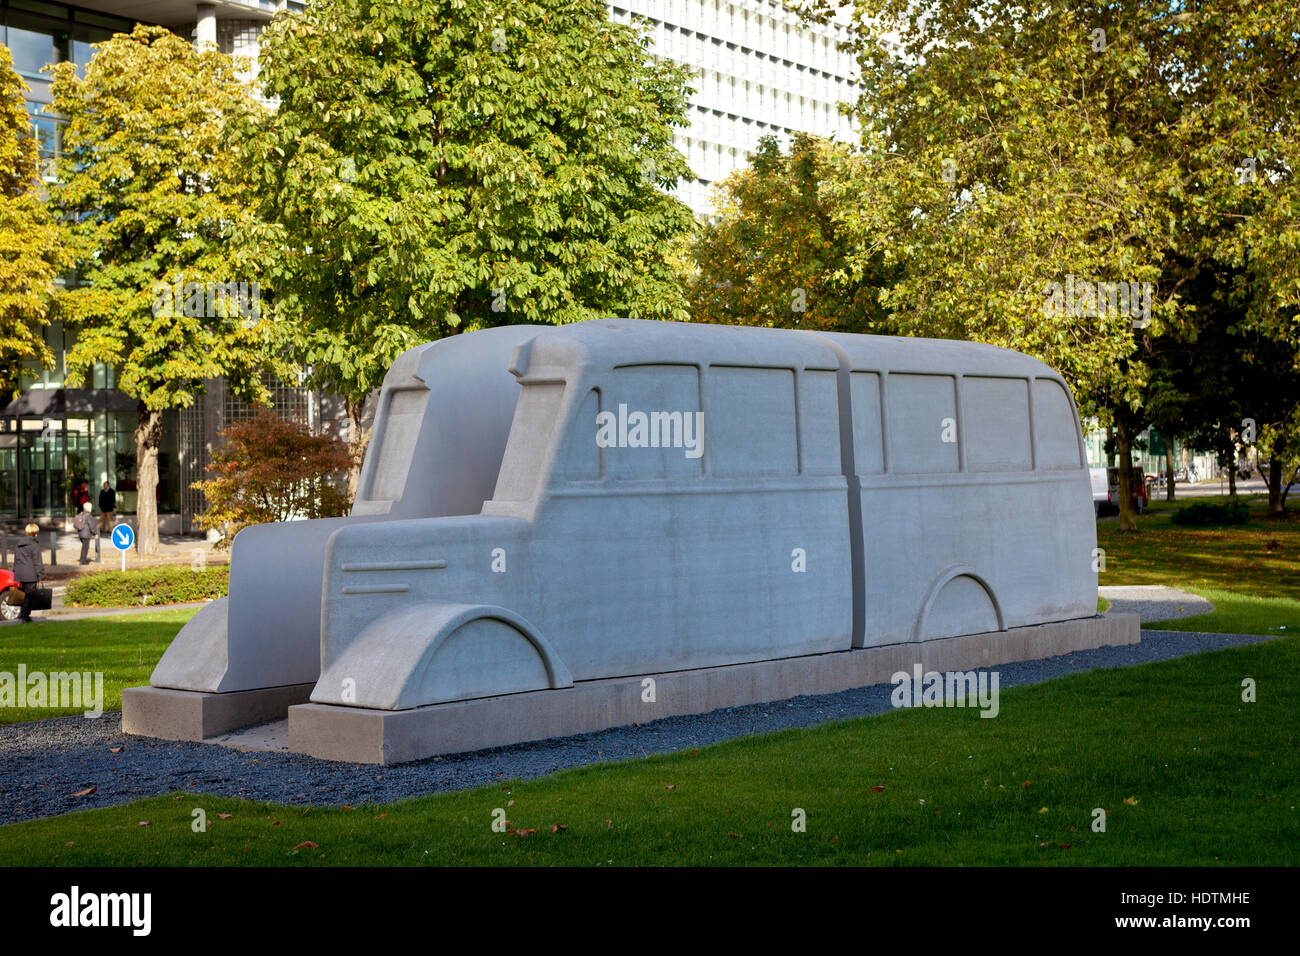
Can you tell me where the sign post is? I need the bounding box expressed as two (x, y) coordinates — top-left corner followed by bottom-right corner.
(111, 523), (134, 573)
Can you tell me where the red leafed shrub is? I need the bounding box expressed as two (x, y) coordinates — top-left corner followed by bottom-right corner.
(193, 411), (351, 547)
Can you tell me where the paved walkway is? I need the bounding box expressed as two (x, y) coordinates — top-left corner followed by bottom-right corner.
(0, 530), (228, 582)
(1099, 585), (1214, 623)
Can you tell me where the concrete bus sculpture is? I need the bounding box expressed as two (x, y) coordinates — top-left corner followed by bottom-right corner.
(124, 319), (1137, 763)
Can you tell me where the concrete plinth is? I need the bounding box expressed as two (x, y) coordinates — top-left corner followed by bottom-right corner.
(289, 613), (1139, 765)
(123, 683), (316, 741)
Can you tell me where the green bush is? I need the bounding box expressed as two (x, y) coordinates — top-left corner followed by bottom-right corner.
(64, 566), (229, 607)
(1170, 500), (1251, 527)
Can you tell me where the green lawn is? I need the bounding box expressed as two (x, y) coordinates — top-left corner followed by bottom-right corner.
(2, 636), (1295, 865)
(1, 494), (1295, 865)
(1099, 494), (1300, 599)
(0, 610), (196, 724)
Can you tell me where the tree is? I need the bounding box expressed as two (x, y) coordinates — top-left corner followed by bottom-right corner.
(47, 26), (287, 554)
(688, 132), (894, 332)
(192, 411), (352, 546)
(239, 0), (698, 489)
(801, 0), (1300, 532)
(0, 45), (66, 396)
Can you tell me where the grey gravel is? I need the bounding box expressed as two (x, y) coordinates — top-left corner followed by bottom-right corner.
(1099, 585), (1215, 623)
(0, 629), (1278, 826)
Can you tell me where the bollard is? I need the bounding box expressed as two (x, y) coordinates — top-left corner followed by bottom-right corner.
(48, 529), (57, 567)
(95, 531), (101, 564)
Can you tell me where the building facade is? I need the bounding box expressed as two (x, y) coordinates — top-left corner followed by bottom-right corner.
(3, 0), (862, 531)
(609, 0), (860, 214)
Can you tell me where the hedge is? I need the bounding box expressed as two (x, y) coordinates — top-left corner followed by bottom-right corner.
(1170, 500), (1252, 527)
(64, 566), (230, 607)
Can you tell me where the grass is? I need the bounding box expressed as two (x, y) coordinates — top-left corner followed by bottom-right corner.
(0, 491), (1294, 865)
(1098, 493), (1300, 600)
(2, 636), (1296, 865)
(0, 609), (198, 724)
(1146, 588), (1300, 636)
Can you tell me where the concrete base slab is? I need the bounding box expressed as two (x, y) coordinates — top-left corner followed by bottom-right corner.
(289, 613), (1139, 765)
(122, 683), (315, 741)
(210, 718), (290, 753)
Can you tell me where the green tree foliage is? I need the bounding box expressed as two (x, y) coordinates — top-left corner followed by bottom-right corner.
(800, 0), (1300, 532)
(240, 0), (698, 468)
(687, 132), (894, 332)
(47, 26), (285, 554)
(192, 411), (352, 548)
(0, 45), (65, 396)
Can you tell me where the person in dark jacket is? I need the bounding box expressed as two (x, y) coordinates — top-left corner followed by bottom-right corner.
(12, 523), (44, 623)
(98, 481), (116, 534)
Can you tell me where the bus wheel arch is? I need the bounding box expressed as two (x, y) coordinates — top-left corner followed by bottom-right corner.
(913, 565), (1005, 642)
(312, 602), (573, 710)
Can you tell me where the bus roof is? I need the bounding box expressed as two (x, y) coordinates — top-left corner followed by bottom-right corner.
(509, 319), (1060, 382)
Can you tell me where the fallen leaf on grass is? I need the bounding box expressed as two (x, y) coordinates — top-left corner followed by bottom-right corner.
(665, 785), (677, 790)
(292, 841), (318, 851)
(1123, 796), (1140, 806)
(72, 787), (97, 797)
(870, 786), (886, 792)
(510, 829), (537, 837)
(727, 832), (741, 839)
(64, 841), (74, 846)
(551, 824), (567, 833)
(136, 821), (149, 827)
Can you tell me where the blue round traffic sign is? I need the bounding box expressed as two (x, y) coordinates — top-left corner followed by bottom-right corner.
(111, 523), (135, 551)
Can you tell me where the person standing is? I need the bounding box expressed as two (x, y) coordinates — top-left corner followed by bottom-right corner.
(74, 502), (95, 564)
(98, 481), (116, 534)
(12, 523), (44, 623)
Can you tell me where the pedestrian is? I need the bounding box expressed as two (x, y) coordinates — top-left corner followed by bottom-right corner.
(12, 523), (44, 623)
(74, 501), (95, 564)
(73, 479), (90, 511)
(98, 481), (116, 534)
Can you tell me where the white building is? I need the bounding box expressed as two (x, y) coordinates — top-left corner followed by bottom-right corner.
(608, 0), (860, 215)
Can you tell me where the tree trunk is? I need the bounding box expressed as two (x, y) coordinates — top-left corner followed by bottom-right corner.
(1165, 441), (1175, 501)
(344, 395), (372, 505)
(1267, 457), (1284, 516)
(134, 406), (164, 556)
(1228, 444), (1237, 497)
(1116, 417), (1138, 533)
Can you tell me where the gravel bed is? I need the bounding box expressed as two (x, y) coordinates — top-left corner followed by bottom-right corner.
(1098, 585), (1214, 623)
(0, 628), (1278, 826)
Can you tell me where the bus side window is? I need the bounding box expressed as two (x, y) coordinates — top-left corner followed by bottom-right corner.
(1034, 378), (1085, 469)
(963, 377), (1031, 472)
(705, 366), (798, 477)
(607, 365), (702, 480)
(798, 369), (841, 476)
(850, 371), (884, 475)
(887, 373), (959, 474)
(565, 388), (602, 481)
